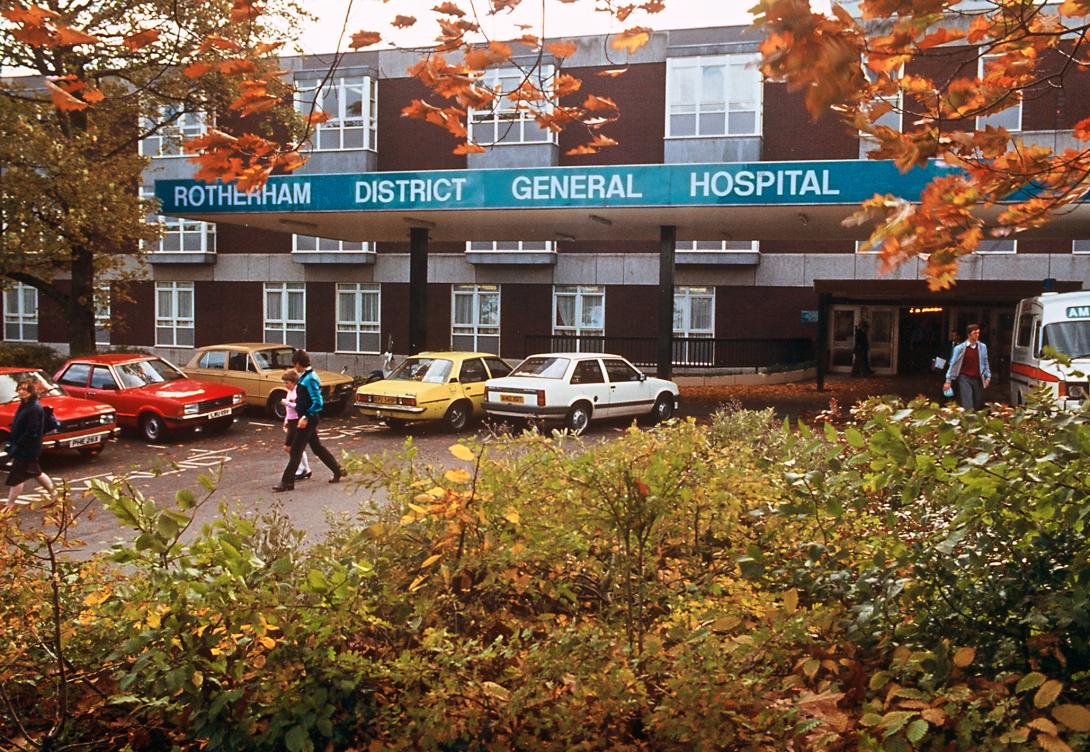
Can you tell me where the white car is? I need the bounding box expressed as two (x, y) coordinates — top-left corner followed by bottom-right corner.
(483, 352), (679, 435)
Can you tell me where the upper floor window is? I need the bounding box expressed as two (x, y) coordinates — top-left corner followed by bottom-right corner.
(467, 240), (555, 253)
(469, 66), (557, 146)
(296, 76), (378, 151)
(862, 60), (903, 133)
(452, 284), (500, 355)
(139, 109), (209, 157)
(294, 235), (372, 253)
(336, 283), (381, 353)
(155, 281), (194, 347)
(977, 54), (1022, 131)
(677, 240), (759, 252)
(666, 55), (762, 138)
(142, 188), (216, 253)
(1074, 240), (1090, 254)
(3, 283), (38, 342)
(975, 238), (1016, 254)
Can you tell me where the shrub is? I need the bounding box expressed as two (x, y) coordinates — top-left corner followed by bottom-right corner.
(0, 342), (64, 373)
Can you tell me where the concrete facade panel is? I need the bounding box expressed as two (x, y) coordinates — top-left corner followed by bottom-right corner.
(1044, 254), (1090, 286)
(853, 253), (919, 281)
(595, 255), (625, 285)
(803, 255), (857, 284)
(474, 265), (555, 285)
(977, 254), (1052, 281)
(468, 144), (558, 169)
(374, 254), (409, 283)
(676, 267), (756, 286)
(429, 254), (475, 284)
(663, 136), (761, 164)
(754, 254), (806, 287)
(622, 255), (661, 285)
(555, 253), (597, 284)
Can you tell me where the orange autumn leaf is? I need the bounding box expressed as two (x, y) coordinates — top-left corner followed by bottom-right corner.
(44, 79), (90, 111)
(583, 94), (618, 112)
(589, 134), (619, 148)
(392, 15), (417, 28)
(122, 28), (160, 51)
(565, 143), (599, 156)
(547, 41), (577, 59)
(640, 0), (666, 12)
(596, 67), (628, 77)
(217, 58), (257, 76)
(453, 141), (486, 154)
(184, 62), (214, 79)
(199, 36), (242, 53)
(554, 74), (582, 97)
(432, 1), (466, 16)
(52, 24), (101, 47)
(349, 30), (382, 49)
(1, 4), (58, 25)
(81, 86), (105, 104)
(610, 26), (651, 54)
(615, 4), (636, 22)
(304, 111), (331, 126)
(230, 0), (263, 23)
(517, 34), (540, 47)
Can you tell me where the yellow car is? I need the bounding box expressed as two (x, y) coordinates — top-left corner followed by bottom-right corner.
(185, 343), (356, 419)
(355, 352), (512, 432)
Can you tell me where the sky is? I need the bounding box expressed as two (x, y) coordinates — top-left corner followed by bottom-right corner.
(291, 0), (765, 57)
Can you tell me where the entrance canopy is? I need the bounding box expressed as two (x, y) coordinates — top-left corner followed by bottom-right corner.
(154, 159), (1090, 243)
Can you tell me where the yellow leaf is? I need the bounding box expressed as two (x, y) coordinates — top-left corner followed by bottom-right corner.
(421, 554), (442, 568)
(953, 646), (976, 667)
(409, 575), (427, 591)
(503, 507), (520, 525)
(782, 588), (799, 614)
(1036, 733), (1073, 752)
(82, 588), (111, 607)
(191, 670), (203, 688)
(610, 26), (651, 54)
(1052, 704), (1090, 733)
(445, 469), (471, 484)
(259, 635), (276, 650)
(449, 443), (475, 461)
(1035, 680), (1064, 709)
(408, 503), (430, 515)
(482, 681), (511, 701)
(1029, 717), (1059, 736)
(146, 612), (161, 629)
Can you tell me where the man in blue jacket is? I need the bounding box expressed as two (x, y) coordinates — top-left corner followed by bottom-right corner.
(273, 350), (345, 492)
(943, 323), (991, 411)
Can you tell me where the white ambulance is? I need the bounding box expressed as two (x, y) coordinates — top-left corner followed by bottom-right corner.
(1010, 291), (1090, 409)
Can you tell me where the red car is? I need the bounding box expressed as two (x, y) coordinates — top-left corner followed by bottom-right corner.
(0, 367), (119, 457)
(54, 354), (246, 442)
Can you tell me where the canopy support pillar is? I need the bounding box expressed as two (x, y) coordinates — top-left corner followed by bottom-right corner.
(409, 227), (429, 355)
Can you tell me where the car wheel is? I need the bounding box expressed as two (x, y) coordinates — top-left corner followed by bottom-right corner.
(366, 373), (383, 384)
(651, 393), (675, 423)
(266, 390), (287, 421)
(140, 413), (166, 442)
(444, 401), (471, 433)
(564, 402), (592, 436)
(385, 418), (407, 432)
(78, 444), (103, 458)
(325, 397), (349, 416)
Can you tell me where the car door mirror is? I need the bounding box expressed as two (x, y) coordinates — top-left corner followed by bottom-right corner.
(449, 377), (459, 384)
(638, 373), (647, 382)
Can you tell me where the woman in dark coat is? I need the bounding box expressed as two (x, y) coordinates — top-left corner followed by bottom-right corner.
(4, 377), (56, 511)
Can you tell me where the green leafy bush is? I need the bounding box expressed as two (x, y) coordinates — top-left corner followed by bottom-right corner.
(0, 342), (64, 373)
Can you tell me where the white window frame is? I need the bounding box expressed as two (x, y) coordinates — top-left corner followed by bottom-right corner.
(673, 287), (715, 338)
(466, 240), (556, 253)
(295, 75), (378, 152)
(676, 240), (759, 253)
(861, 60), (903, 134)
(553, 285), (605, 350)
(155, 281), (195, 348)
(665, 54), (763, 139)
(3, 283), (38, 342)
(855, 240), (880, 255)
(139, 109), (209, 158)
(264, 283), (306, 349)
(335, 283), (381, 354)
(142, 188), (216, 254)
(976, 54), (1022, 131)
(294, 235), (372, 254)
(451, 284), (501, 355)
(1073, 240), (1090, 254)
(975, 238), (1017, 254)
(468, 65), (557, 146)
(95, 285), (110, 347)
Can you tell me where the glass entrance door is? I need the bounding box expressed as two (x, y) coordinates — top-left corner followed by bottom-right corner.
(829, 305), (899, 375)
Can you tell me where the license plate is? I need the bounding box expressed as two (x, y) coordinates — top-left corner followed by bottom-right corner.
(66, 434), (100, 448)
(373, 395), (396, 405)
(499, 394), (523, 404)
(208, 408), (232, 419)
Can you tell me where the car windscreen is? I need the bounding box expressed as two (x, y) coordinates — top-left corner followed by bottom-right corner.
(387, 358), (453, 384)
(1043, 322), (1090, 360)
(511, 357), (570, 379)
(0, 371), (63, 402)
(253, 348), (296, 371)
(116, 359), (185, 388)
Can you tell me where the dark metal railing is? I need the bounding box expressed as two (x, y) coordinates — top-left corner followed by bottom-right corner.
(522, 335), (814, 369)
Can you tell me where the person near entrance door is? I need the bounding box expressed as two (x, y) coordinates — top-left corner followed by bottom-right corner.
(851, 321), (873, 376)
(944, 323), (991, 411)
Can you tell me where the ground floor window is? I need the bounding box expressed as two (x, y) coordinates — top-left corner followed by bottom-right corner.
(264, 283), (306, 349)
(553, 285), (605, 352)
(674, 286), (715, 365)
(336, 283), (380, 353)
(155, 281), (194, 347)
(95, 285), (110, 346)
(3, 283), (38, 342)
(452, 284), (500, 354)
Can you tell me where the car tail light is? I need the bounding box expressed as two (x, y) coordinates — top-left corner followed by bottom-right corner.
(536, 389), (545, 407)
(397, 395), (417, 407)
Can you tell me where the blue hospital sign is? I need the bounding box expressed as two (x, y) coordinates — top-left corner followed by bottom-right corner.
(1067, 306), (1090, 319)
(156, 160), (955, 215)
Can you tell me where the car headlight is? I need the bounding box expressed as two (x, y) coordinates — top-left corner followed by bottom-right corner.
(1068, 384), (1087, 400)
(232, 393), (243, 404)
(100, 412), (115, 425)
(184, 403), (199, 415)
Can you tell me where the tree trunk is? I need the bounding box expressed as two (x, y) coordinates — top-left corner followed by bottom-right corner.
(66, 246), (97, 355)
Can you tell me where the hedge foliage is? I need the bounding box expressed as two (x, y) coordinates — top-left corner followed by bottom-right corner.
(2, 393), (1089, 751)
